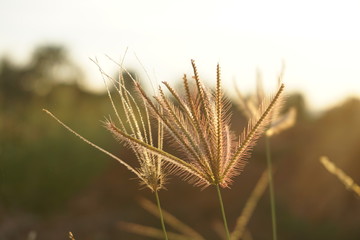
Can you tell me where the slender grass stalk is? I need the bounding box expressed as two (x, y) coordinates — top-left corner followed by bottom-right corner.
(155, 190), (169, 240)
(233, 68), (293, 240)
(265, 135), (277, 240)
(216, 184), (230, 240)
(231, 169), (270, 240)
(139, 198), (205, 240)
(118, 222), (193, 240)
(320, 156), (360, 197)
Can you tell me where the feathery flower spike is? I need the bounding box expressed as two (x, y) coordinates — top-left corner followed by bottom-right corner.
(233, 65), (296, 136)
(320, 156), (360, 197)
(44, 63), (167, 192)
(106, 60), (285, 188)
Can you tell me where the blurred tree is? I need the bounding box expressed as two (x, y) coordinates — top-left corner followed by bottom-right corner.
(0, 45), (83, 103)
(24, 45), (83, 95)
(0, 45), (106, 214)
(0, 58), (22, 99)
(282, 93), (309, 121)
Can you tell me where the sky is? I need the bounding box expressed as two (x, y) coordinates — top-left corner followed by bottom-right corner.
(1, 0), (360, 111)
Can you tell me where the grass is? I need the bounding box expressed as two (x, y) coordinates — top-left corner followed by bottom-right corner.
(45, 60), (360, 240)
(46, 59), (286, 240)
(320, 156), (360, 197)
(233, 69), (297, 240)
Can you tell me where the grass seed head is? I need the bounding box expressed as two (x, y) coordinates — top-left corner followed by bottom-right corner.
(120, 60), (285, 188)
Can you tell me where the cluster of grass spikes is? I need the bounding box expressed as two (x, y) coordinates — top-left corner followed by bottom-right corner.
(45, 59), (286, 240)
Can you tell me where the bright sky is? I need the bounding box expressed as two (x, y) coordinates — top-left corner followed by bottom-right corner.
(1, 0), (360, 111)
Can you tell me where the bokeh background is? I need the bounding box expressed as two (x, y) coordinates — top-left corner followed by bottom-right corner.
(1, 0), (360, 239)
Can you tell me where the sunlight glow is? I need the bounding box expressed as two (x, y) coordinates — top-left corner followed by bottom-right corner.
(1, 0), (359, 111)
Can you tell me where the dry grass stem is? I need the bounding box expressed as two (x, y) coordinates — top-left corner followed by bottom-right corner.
(231, 169), (270, 240)
(139, 198), (205, 240)
(68, 232), (75, 240)
(233, 67), (291, 240)
(320, 156), (360, 197)
(117, 222), (194, 240)
(266, 107), (296, 137)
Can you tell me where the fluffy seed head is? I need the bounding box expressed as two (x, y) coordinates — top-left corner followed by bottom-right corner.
(115, 60), (285, 188)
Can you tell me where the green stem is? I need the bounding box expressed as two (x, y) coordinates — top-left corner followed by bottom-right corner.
(216, 184), (231, 240)
(265, 136), (278, 240)
(155, 190), (168, 240)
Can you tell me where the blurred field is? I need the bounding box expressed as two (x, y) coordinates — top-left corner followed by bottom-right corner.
(1, 45), (359, 240)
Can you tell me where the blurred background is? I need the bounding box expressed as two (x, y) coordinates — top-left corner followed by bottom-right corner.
(1, 0), (359, 239)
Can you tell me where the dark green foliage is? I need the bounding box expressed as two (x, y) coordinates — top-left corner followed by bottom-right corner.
(0, 45), (112, 214)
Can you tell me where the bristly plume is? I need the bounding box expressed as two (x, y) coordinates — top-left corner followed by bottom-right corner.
(112, 60), (285, 188)
(96, 59), (169, 192)
(44, 59), (168, 192)
(320, 156), (360, 197)
(233, 64), (296, 137)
